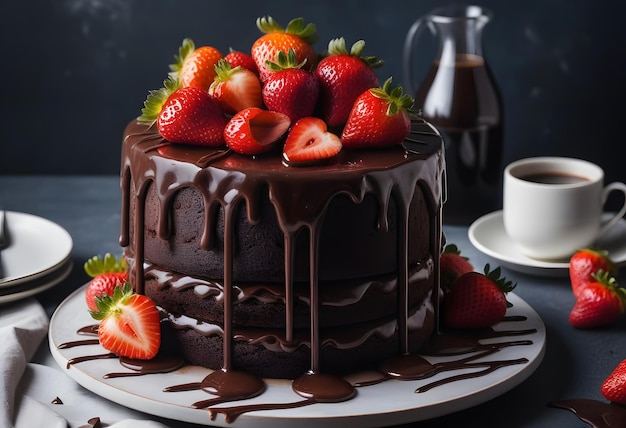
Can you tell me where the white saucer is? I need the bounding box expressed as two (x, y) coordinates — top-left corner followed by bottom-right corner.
(0, 259), (73, 304)
(468, 211), (626, 277)
(0, 211), (73, 286)
(50, 284), (545, 427)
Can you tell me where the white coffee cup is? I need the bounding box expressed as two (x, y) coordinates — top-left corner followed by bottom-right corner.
(503, 157), (626, 260)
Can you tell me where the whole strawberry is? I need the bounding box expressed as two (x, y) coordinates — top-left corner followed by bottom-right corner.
(440, 244), (474, 292)
(315, 38), (382, 128)
(169, 38), (223, 90)
(569, 270), (626, 329)
(90, 283), (161, 360)
(251, 16), (318, 82)
(224, 48), (259, 76)
(341, 78), (414, 149)
(569, 248), (615, 298)
(138, 77), (227, 147)
(262, 49), (320, 123)
(209, 59), (263, 115)
(601, 359), (626, 405)
(84, 254), (128, 312)
(443, 264), (516, 329)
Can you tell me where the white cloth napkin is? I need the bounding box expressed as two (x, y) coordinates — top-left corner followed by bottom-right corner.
(3, 298), (169, 428)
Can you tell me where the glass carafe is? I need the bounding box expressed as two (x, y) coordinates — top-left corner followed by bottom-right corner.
(404, 5), (503, 225)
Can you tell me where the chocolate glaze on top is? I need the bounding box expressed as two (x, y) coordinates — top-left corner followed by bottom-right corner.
(119, 116), (445, 401)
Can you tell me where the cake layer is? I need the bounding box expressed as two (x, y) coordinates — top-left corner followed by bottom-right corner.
(139, 259), (435, 329)
(120, 119), (443, 284)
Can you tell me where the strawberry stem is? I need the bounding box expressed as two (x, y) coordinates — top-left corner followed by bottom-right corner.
(84, 253), (127, 277)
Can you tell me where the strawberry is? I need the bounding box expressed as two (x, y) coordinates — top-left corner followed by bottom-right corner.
(169, 38), (223, 90)
(283, 117), (342, 165)
(209, 59), (263, 115)
(84, 253), (128, 312)
(443, 264), (516, 329)
(90, 283), (161, 360)
(224, 107), (291, 155)
(251, 16), (318, 82)
(315, 38), (382, 128)
(601, 359), (626, 405)
(440, 244), (474, 292)
(138, 77), (227, 147)
(341, 78), (414, 149)
(568, 270), (626, 329)
(569, 248), (615, 297)
(224, 48), (259, 76)
(262, 49), (320, 123)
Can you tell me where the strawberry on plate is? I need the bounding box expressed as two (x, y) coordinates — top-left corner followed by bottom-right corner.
(443, 264), (516, 329)
(569, 248), (615, 298)
(440, 244), (474, 292)
(90, 282), (161, 360)
(209, 59), (263, 115)
(315, 38), (382, 128)
(569, 270), (626, 329)
(84, 254), (128, 312)
(341, 77), (414, 149)
(251, 16), (318, 82)
(283, 117), (342, 165)
(262, 49), (320, 123)
(224, 107), (291, 155)
(138, 77), (227, 147)
(601, 359), (626, 405)
(169, 38), (223, 90)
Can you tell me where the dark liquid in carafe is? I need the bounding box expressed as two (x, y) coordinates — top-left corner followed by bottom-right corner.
(415, 54), (503, 225)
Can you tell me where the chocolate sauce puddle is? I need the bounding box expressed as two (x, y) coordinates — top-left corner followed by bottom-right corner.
(549, 399), (626, 428)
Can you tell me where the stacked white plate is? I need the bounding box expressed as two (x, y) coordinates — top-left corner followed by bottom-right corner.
(0, 211), (73, 304)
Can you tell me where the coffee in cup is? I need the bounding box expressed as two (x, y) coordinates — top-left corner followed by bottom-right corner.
(503, 157), (626, 260)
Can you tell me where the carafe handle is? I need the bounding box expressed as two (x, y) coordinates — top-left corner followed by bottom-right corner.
(403, 16), (432, 96)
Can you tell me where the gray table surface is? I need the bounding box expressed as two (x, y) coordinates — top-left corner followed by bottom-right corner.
(1, 175), (625, 428)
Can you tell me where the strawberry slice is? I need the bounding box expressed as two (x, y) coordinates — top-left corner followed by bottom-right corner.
(90, 283), (161, 360)
(209, 59), (263, 115)
(283, 117), (342, 165)
(224, 107), (291, 155)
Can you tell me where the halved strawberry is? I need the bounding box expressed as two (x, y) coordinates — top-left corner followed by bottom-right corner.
(283, 117), (342, 165)
(90, 283), (161, 360)
(224, 107), (290, 155)
(209, 59), (263, 116)
(84, 254), (128, 312)
(169, 38), (223, 90)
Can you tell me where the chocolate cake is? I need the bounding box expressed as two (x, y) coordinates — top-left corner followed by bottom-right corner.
(119, 116), (444, 380)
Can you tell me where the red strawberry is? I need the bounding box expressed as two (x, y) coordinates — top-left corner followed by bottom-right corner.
(169, 38), (223, 90)
(569, 270), (626, 329)
(440, 244), (474, 292)
(341, 78), (414, 149)
(283, 117), (342, 165)
(569, 248), (615, 297)
(224, 107), (291, 155)
(84, 254), (128, 312)
(251, 16), (318, 82)
(224, 48), (259, 75)
(209, 59), (263, 115)
(601, 359), (626, 405)
(443, 264), (516, 329)
(138, 78), (226, 147)
(90, 283), (161, 360)
(315, 38), (382, 128)
(262, 49), (320, 123)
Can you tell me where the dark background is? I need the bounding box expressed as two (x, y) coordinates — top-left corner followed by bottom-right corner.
(2, 0), (625, 189)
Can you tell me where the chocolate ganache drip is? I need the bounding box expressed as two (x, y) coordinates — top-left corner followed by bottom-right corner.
(120, 117), (444, 401)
